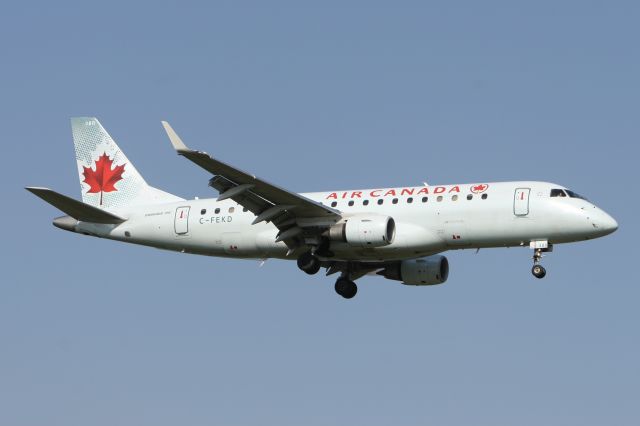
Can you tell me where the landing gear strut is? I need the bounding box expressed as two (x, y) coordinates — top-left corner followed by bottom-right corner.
(335, 276), (357, 299)
(531, 248), (547, 279)
(297, 251), (321, 275)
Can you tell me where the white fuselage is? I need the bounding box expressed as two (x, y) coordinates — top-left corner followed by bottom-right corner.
(69, 181), (617, 262)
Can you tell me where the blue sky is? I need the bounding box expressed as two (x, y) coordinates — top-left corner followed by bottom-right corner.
(1, 1), (638, 425)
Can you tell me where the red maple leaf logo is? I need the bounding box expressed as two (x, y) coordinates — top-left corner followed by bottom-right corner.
(470, 184), (489, 194)
(82, 153), (126, 205)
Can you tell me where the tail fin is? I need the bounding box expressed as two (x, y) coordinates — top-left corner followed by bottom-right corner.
(72, 117), (182, 208)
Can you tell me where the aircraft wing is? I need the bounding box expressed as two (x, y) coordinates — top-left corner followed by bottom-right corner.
(162, 122), (340, 247)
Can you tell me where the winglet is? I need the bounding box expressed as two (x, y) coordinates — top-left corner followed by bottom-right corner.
(161, 121), (189, 151)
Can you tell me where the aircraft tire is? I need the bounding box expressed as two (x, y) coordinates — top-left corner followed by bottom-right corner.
(297, 252), (321, 275)
(532, 265), (547, 279)
(335, 278), (357, 299)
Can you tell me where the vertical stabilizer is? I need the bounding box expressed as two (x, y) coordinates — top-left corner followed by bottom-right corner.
(72, 117), (181, 209)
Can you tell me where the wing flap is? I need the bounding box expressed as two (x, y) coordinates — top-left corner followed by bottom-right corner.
(26, 187), (126, 224)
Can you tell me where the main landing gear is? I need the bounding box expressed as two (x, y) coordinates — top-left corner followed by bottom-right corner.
(334, 276), (358, 299)
(296, 251), (358, 299)
(531, 247), (549, 279)
(297, 251), (321, 275)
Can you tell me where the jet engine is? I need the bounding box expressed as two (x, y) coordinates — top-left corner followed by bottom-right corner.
(327, 215), (396, 248)
(378, 256), (449, 286)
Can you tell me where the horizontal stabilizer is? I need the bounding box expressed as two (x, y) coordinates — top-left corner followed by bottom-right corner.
(25, 187), (126, 224)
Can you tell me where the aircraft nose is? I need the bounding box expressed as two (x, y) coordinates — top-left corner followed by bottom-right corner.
(593, 209), (618, 236)
(602, 212), (618, 233)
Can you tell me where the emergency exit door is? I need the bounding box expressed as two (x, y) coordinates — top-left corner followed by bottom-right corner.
(514, 188), (530, 216)
(174, 206), (190, 234)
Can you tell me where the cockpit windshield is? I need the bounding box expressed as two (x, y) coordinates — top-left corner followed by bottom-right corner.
(565, 189), (588, 201)
(550, 188), (589, 201)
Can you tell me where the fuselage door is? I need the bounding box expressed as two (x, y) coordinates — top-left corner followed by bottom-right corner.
(514, 188), (531, 216)
(174, 206), (190, 234)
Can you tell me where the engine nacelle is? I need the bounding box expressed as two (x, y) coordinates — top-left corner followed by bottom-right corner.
(379, 256), (449, 286)
(328, 215), (396, 248)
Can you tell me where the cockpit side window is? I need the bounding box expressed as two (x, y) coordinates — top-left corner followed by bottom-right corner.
(550, 189), (567, 197)
(566, 190), (588, 201)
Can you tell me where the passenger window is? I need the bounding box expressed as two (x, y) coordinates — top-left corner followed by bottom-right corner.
(481, 194), (488, 200)
(229, 207), (235, 213)
(550, 189), (567, 197)
(392, 198), (398, 204)
(348, 200), (354, 206)
(214, 208), (220, 214)
(331, 201), (337, 207)
(407, 197), (413, 204)
(452, 195), (458, 201)
(437, 196), (443, 202)
(200, 209), (207, 215)
(377, 199), (384, 205)
(422, 197), (428, 203)
(467, 194), (473, 200)
(363, 200), (369, 206)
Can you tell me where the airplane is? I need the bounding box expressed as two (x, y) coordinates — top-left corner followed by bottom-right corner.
(26, 117), (618, 299)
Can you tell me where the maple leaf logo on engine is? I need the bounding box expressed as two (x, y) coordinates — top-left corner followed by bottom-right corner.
(82, 153), (126, 205)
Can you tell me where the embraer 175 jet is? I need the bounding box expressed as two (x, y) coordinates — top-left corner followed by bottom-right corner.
(27, 118), (618, 299)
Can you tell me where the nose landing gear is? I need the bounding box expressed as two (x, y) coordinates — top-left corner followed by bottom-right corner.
(531, 245), (551, 279)
(532, 263), (546, 279)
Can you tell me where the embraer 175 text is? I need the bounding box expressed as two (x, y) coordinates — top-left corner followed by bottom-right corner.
(27, 118), (618, 299)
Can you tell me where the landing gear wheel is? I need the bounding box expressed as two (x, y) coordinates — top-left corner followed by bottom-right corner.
(335, 278), (357, 299)
(532, 264), (547, 279)
(531, 247), (548, 279)
(297, 252), (321, 275)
